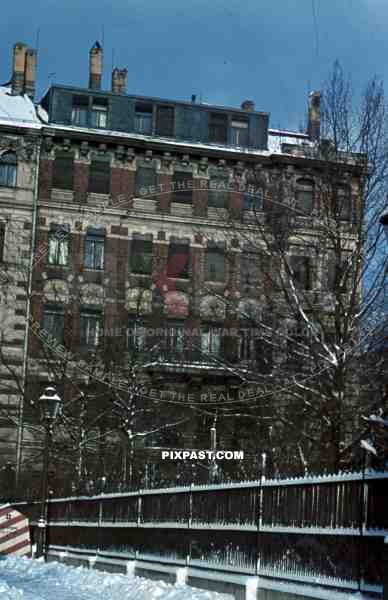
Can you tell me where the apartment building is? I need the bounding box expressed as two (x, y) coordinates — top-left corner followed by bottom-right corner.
(0, 41), (364, 485)
(0, 42), (41, 472)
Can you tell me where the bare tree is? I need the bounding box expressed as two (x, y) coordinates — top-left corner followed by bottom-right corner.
(192, 62), (388, 474)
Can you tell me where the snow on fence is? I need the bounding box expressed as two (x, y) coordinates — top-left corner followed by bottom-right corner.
(12, 470), (388, 592)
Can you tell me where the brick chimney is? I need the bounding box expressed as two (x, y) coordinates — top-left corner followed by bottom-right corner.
(241, 100), (255, 112)
(307, 91), (321, 142)
(89, 42), (103, 90)
(11, 42), (27, 95)
(24, 48), (37, 99)
(111, 68), (128, 94)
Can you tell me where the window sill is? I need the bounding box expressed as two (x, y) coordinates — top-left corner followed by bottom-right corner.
(87, 192), (110, 204)
(170, 202), (193, 217)
(133, 197), (157, 213)
(83, 268), (104, 272)
(51, 188), (74, 203)
(204, 279), (225, 285)
(130, 270), (152, 277)
(46, 264), (70, 270)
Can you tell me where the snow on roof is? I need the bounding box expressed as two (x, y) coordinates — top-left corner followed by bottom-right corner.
(0, 85), (41, 128)
(43, 121), (316, 159)
(268, 128), (314, 154)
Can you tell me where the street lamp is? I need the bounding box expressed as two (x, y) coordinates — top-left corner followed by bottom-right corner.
(35, 386), (62, 559)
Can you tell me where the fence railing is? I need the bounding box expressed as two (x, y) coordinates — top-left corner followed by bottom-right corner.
(13, 470), (388, 592)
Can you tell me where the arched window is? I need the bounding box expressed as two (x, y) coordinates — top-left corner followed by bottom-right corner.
(0, 152), (17, 187)
(335, 186), (352, 221)
(296, 178), (314, 213)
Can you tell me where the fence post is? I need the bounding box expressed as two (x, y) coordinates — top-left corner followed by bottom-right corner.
(256, 453), (266, 576)
(383, 537), (388, 600)
(137, 490), (142, 526)
(97, 498), (102, 553)
(187, 484), (193, 567)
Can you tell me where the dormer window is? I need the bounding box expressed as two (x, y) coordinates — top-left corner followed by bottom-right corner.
(71, 95), (88, 127)
(296, 179), (314, 213)
(91, 98), (108, 129)
(156, 105), (175, 137)
(209, 113), (228, 144)
(230, 120), (248, 146)
(134, 103), (153, 134)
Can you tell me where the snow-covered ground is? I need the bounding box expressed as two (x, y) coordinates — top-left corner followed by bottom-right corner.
(0, 556), (229, 600)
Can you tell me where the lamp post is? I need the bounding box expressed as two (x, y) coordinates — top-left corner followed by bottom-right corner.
(35, 386), (62, 559)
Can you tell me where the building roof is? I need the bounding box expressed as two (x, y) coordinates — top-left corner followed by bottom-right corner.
(0, 85), (41, 128)
(267, 129), (313, 154)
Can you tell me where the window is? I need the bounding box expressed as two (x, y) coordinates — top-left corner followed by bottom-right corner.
(230, 120), (248, 146)
(208, 175), (229, 208)
(240, 253), (264, 289)
(209, 112), (228, 144)
(127, 319), (147, 351)
(167, 242), (190, 278)
(244, 178), (263, 211)
(0, 152), (17, 187)
(71, 95), (88, 127)
(90, 98), (108, 128)
(80, 309), (102, 349)
(335, 186), (352, 221)
(48, 225), (70, 266)
(206, 243), (225, 281)
(156, 105), (174, 137)
(88, 158), (110, 194)
(201, 324), (221, 356)
(130, 238), (153, 274)
(289, 255), (311, 290)
(43, 305), (64, 344)
(327, 255), (350, 292)
(164, 321), (185, 353)
(135, 167), (156, 198)
(244, 191), (263, 211)
(134, 103), (153, 134)
(52, 153), (74, 190)
(296, 179), (314, 213)
(84, 228), (105, 270)
(0, 223), (4, 262)
(239, 327), (257, 361)
(172, 171), (192, 203)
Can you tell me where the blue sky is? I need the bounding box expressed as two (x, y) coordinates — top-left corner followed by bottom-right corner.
(1, 0), (388, 131)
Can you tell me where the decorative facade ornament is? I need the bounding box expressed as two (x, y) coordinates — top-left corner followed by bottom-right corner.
(198, 156), (208, 174)
(115, 145), (125, 161)
(80, 141), (89, 157)
(162, 151), (173, 169)
(234, 161), (245, 178)
(126, 147), (135, 162)
(200, 295), (226, 320)
(42, 136), (54, 155)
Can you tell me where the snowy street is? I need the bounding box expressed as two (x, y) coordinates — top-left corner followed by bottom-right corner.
(0, 557), (229, 600)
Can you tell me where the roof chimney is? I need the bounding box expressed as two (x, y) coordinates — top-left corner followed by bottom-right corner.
(89, 42), (103, 90)
(241, 99), (255, 112)
(111, 68), (128, 94)
(24, 48), (37, 99)
(307, 91), (321, 142)
(11, 42), (27, 95)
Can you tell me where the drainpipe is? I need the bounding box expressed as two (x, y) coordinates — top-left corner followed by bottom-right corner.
(15, 135), (41, 487)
